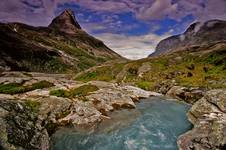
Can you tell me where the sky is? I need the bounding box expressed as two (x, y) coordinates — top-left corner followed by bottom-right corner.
(1, 0), (226, 59)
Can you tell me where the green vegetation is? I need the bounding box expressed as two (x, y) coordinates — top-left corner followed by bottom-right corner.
(22, 30), (115, 73)
(69, 84), (99, 97)
(43, 57), (68, 73)
(76, 63), (125, 82)
(25, 100), (40, 112)
(4, 23), (120, 74)
(0, 81), (54, 95)
(0, 83), (27, 94)
(75, 47), (226, 90)
(49, 89), (68, 97)
(136, 81), (153, 90)
(50, 84), (99, 100)
(29, 80), (54, 90)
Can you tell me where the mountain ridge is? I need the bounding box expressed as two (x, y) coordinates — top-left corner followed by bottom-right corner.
(150, 19), (226, 56)
(0, 9), (122, 73)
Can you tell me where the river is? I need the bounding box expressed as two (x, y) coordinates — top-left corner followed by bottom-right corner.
(51, 96), (192, 150)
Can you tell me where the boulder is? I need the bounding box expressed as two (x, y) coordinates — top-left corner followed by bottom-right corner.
(0, 75), (162, 150)
(178, 89), (226, 150)
(58, 101), (102, 125)
(166, 86), (205, 104)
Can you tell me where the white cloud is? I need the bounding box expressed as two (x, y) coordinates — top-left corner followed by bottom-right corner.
(95, 33), (171, 60)
(136, 0), (178, 20)
(1, 0), (226, 61)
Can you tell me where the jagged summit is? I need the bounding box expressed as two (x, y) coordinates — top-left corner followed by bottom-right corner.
(0, 9), (122, 73)
(49, 9), (81, 34)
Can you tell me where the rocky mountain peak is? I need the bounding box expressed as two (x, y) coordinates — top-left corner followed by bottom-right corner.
(185, 19), (224, 34)
(48, 9), (81, 33)
(150, 19), (226, 56)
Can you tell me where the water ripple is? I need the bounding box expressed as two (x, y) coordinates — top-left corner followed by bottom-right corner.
(51, 97), (192, 150)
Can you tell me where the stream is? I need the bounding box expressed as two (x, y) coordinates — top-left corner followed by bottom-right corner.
(51, 96), (192, 150)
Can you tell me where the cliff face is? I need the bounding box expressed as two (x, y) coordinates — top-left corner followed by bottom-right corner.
(0, 9), (122, 73)
(150, 20), (226, 56)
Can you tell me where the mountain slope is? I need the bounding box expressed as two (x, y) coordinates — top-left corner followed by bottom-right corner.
(0, 9), (122, 73)
(76, 41), (226, 91)
(150, 20), (226, 56)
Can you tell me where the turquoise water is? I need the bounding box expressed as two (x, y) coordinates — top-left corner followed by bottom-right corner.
(51, 97), (192, 150)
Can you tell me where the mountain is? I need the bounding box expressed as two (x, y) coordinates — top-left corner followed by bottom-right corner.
(49, 9), (82, 33)
(74, 20), (226, 90)
(0, 9), (122, 73)
(76, 41), (226, 94)
(150, 19), (226, 56)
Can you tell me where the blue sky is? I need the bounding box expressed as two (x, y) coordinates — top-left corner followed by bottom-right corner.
(1, 0), (226, 59)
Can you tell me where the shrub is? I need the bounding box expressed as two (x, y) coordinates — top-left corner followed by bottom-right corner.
(49, 85), (99, 99)
(29, 80), (54, 90)
(128, 68), (138, 75)
(70, 84), (99, 97)
(136, 81), (153, 90)
(0, 83), (27, 94)
(0, 80), (54, 95)
(49, 89), (68, 97)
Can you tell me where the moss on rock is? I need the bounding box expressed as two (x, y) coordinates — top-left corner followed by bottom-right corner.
(50, 84), (99, 99)
(0, 80), (54, 95)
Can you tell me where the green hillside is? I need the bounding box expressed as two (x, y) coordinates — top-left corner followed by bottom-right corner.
(76, 42), (226, 91)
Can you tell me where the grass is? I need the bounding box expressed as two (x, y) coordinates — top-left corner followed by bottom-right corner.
(25, 100), (40, 112)
(76, 63), (125, 82)
(20, 57), (70, 73)
(0, 80), (54, 95)
(30, 33), (113, 73)
(29, 80), (54, 90)
(136, 81), (154, 90)
(50, 84), (99, 100)
(16, 27), (118, 73)
(49, 89), (68, 97)
(69, 84), (99, 97)
(75, 46), (226, 90)
(0, 83), (27, 94)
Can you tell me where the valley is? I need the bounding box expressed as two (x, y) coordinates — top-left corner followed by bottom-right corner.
(0, 8), (226, 150)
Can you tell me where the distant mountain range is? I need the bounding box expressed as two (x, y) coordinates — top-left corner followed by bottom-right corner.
(150, 19), (226, 56)
(0, 9), (122, 73)
(1, 9), (226, 74)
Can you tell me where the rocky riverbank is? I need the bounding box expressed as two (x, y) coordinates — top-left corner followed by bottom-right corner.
(177, 89), (226, 150)
(162, 85), (226, 150)
(0, 72), (225, 150)
(0, 72), (160, 150)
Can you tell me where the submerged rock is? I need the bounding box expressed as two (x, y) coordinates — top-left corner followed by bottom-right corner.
(177, 89), (226, 150)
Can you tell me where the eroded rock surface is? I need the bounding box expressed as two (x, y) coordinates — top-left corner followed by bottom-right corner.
(0, 72), (160, 150)
(177, 89), (226, 150)
(166, 86), (205, 104)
